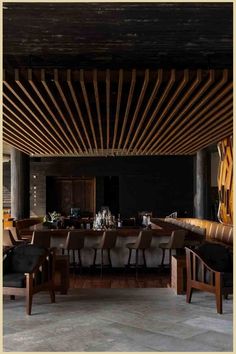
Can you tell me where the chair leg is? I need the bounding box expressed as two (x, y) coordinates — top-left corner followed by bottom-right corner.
(78, 249), (82, 268)
(161, 248), (166, 266)
(135, 249), (139, 279)
(215, 273), (223, 314)
(143, 249), (147, 268)
(101, 249), (103, 278)
(93, 248), (97, 266)
(127, 248), (132, 267)
(72, 250), (76, 271)
(108, 249), (112, 267)
(26, 274), (33, 315)
(49, 287), (55, 303)
(186, 284), (193, 303)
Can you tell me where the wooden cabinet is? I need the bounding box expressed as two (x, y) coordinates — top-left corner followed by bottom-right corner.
(47, 177), (95, 216)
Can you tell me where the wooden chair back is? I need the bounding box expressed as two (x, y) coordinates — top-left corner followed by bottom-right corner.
(168, 229), (187, 248)
(135, 230), (153, 249)
(31, 231), (51, 248)
(65, 231), (85, 250)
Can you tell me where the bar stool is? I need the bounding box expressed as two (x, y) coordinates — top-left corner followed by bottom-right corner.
(126, 230), (153, 269)
(159, 229), (187, 267)
(31, 231), (51, 249)
(64, 231), (85, 272)
(92, 230), (117, 276)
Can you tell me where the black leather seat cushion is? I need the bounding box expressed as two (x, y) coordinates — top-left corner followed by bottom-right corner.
(195, 242), (232, 272)
(3, 273), (26, 288)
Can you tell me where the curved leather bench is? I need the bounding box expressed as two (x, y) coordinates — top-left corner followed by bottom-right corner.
(165, 217), (233, 247)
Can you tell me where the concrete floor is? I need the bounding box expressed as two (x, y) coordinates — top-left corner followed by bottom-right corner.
(3, 288), (233, 352)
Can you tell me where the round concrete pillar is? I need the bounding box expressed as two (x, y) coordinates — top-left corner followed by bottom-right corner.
(11, 147), (30, 219)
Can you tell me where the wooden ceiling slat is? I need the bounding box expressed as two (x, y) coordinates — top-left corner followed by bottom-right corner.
(145, 70), (215, 154)
(40, 70), (75, 154)
(138, 70), (202, 154)
(180, 122), (233, 155)
(158, 83), (232, 154)
(80, 69), (98, 154)
(171, 110), (232, 154)
(3, 110), (52, 154)
(3, 80), (61, 154)
(106, 69), (110, 150)
(28, 70), (70, 154)
(164, 104), (233, 154)
(153, 70), (228, 154)
(3, 93), (59, 154)
(3, 126), (44, 155)
(3, 135), (32, 155)
(136, 69), (189, 155)
(112, 69), (123, 152)
(54, 69), (84, 154)
(118, 69), (136, 150)
(67, 70), (91, 153)
(133, 69), (175, 155)
(122, 69), (149, 153)
(3, 68), (233, 156)
(128, 69), (163, 154)
(15, 69), (66, 155)
(93, 69), (104, 153)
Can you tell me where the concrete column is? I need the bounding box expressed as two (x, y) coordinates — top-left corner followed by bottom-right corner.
(11, 147), (30, 219)
(194, 149), (209, 219)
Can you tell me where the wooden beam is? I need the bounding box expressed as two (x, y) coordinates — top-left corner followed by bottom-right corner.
(93, 69), (104, 152)
(128, 69), (163, 154)
(106, 69), (110, 150)
(54, 69), (84, 153)
(67, 70), (91, 153)
(3, 92), (58, 154)
(133, 69), (175, 155)
(152, 70), (228, 154)
(3, 135), (32, 155)
(112, 69), (123, 152)
(3, 79), (61, 154)
(158, 83), (232, 154)
(122, 69), (149, 154)
(41, 69), (76, 154)
(80, 69), (98, 154)
(3, 109), (52, 154)
(118, 69), (136, 150)
(28, 69), (73, 154)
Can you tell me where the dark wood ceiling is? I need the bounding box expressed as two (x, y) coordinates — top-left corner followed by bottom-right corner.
(3, 2), (232, 69)
(3, 3), (233, 156)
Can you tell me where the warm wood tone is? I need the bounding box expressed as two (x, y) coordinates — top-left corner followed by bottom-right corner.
(54, 255), (70, 294)
(217, 137), (233, 225)
(48, 177), (96, 216)
(171, 255), (186, 295)
(3, 69), (233, 156)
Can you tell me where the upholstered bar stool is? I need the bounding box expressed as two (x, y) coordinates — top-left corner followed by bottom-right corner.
(126, 230), (153, 269)
(64, 231), (85, 272)
(159, 229), (187, 267)
(92, 230), (117, 276)
(31, 231), (51, 249)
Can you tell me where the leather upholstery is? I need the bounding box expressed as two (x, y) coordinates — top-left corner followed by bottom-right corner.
(169, 218), (233, 246)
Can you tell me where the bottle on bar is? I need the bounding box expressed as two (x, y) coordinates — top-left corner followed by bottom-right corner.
(117, 214), (122, 228)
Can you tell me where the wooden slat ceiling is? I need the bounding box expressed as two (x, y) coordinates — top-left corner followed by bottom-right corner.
(3, 68), (233, 156)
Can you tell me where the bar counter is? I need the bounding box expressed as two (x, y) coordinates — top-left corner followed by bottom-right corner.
(24, 218), (199, 268)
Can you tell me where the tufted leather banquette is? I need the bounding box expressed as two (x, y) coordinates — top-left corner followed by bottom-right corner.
(165, 218), (233, 247)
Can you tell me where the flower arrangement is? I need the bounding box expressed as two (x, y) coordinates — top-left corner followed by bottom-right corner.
(48, 211), (61, 222)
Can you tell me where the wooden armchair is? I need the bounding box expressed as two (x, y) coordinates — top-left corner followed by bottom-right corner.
(3, 244), (55, 315)
(185, 243), (233, 314)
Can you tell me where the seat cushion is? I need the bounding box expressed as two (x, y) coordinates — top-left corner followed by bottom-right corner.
(195, 242), (232, 272)
(3, 273), (26, 288)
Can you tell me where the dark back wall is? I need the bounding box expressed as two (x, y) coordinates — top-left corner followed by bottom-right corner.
(30, 156), (194, 218)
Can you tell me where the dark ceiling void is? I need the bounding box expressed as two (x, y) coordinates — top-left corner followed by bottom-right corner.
(3, 2), (233, 69)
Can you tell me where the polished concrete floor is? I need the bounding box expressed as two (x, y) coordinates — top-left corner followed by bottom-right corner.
(3, 288), (233, 352)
